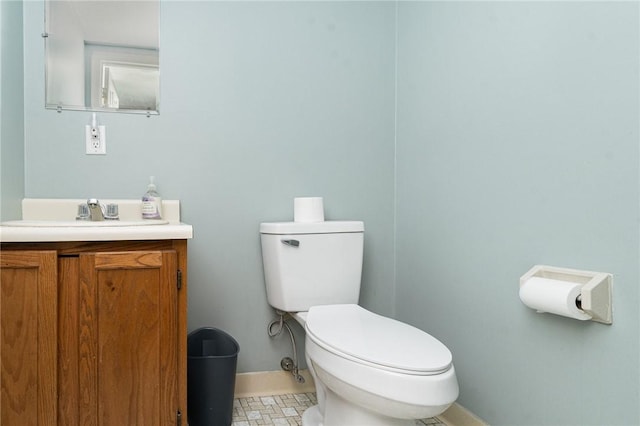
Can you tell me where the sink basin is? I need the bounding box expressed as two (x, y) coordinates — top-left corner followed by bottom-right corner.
(1, 220), (169, 227)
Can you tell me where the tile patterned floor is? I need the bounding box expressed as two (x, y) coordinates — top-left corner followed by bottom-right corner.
(232, 393), (446, 426)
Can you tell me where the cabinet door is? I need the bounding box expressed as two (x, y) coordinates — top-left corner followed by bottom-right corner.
(0, 250), (57, 426)
(79, 251), (178, 426)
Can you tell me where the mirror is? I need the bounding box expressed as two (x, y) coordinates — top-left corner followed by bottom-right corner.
(44, 0), (160, 114)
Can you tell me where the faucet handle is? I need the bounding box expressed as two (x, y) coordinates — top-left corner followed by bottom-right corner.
(76, 203), (90, 220)
(105, 203), (119, 220)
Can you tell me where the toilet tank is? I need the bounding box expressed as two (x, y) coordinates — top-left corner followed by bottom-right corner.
(260, 221), (364, 312)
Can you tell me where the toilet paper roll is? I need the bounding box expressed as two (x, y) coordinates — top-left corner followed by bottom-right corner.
(519, 277), (592, 320)
(294, 197), (324, 223)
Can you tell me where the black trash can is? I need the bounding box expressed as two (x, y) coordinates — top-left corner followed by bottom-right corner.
(188, 327), (240, 426)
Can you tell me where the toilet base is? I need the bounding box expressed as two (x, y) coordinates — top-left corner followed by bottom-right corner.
(302, 391), (416, 426)
(301, 405), (323, 426)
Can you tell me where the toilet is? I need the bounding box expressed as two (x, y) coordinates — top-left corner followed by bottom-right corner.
(260, 220), (459, 426)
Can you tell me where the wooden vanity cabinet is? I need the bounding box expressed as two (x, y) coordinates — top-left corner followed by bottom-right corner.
(0, 240), (188, 426)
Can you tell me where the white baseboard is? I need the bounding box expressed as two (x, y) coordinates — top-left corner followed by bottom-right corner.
(234, 370), (316, 398)
(438, 402), (488, 426)
(234, 370), (487, 426)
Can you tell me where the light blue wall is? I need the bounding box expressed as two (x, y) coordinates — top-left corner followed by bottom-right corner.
(1, 0), (25, 221)
(16, 2), (640, 424)
(396, 2), (640, 425)
(22, 1), (396, 372)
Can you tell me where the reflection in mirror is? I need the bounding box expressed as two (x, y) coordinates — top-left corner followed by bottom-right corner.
(101, 62), (159, 110)
(45, 0), (159, 114)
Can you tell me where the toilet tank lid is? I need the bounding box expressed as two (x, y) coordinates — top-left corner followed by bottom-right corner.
(260, 221), (364, 235)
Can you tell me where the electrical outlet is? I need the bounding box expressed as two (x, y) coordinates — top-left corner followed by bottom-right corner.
(85, 125), (106, 155)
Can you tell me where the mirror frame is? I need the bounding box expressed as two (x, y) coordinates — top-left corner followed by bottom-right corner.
(44, 0), (160, 115)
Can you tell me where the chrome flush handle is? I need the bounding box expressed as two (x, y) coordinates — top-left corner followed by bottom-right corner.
(281, 239), (300, 248)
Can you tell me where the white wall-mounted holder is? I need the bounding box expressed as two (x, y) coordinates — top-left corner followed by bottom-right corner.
(519, 265), (612, 324)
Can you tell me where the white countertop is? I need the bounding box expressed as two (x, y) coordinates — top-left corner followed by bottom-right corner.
(0, 199), (193, 243)
(0, 223), (193, 242)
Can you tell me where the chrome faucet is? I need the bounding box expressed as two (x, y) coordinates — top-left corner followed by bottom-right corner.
(76, 199), (119, 221)
(87, 198), (105, 221)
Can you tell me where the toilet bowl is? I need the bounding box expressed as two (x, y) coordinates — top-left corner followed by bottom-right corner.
(293, 304), (459, 426)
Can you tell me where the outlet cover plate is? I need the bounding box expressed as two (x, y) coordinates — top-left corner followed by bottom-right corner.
(85, 125), (106, 155)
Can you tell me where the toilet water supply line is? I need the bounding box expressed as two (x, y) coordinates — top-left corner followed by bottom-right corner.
(267, 311), (306, 384)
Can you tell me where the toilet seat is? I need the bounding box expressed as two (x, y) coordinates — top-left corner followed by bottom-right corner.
(305, 304), (452, 376)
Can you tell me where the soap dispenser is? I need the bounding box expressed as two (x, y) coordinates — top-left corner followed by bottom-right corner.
(142, 176), (162, 219)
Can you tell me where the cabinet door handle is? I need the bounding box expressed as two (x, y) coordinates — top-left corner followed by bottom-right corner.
(281, 239), (300, 248)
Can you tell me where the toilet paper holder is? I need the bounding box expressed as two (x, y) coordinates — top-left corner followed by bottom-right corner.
(520, 265), (612, 324)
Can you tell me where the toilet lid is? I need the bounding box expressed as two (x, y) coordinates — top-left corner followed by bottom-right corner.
(305, 304), (452, 375)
